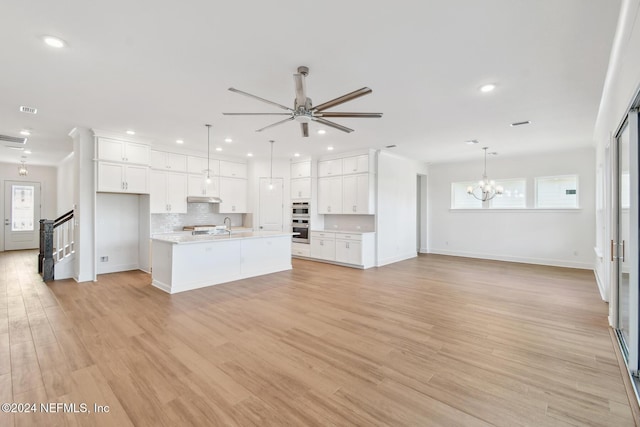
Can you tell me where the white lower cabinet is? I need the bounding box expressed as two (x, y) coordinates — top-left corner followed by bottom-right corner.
(150, 171), (187, 213)
(292, 242), (311, 257)
(98, 161), (150, 194)
(309, 231), (375, 268)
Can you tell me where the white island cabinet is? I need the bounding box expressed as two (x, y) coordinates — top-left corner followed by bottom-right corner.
(151, 231), (294, 294)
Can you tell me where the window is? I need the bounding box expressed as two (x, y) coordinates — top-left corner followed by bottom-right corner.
(11, 184), (35, 231)
(490, 179), (526, 209)
(451, 182), (482, 209)
(535, 175), (578, 208)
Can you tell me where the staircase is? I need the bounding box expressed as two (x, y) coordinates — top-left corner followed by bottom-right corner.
(39, 209), (75, 281)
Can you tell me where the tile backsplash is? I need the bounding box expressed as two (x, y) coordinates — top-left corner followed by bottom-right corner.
(151, 203), (245, 234)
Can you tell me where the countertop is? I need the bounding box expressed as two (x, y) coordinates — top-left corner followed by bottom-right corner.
(310, 229), (375, 235)
(152, 231), (297, 245)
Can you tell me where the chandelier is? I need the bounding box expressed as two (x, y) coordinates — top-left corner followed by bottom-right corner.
(467, 147), (503, 201)
(18, 161), (28, 176)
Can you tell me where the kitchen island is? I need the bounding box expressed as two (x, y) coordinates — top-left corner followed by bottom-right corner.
(151, 231), (295, 294)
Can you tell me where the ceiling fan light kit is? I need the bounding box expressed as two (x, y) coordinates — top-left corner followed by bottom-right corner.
(224, 66), (382, 137)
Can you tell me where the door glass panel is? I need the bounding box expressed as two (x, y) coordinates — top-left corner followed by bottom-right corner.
(618, 121), (631, 355)
(11, 184), (35, 231)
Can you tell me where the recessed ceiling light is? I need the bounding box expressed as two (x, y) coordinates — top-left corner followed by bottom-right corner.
(176, 139), (184, 144)
(24, 150), (32, 154)
(317, 129), (326, 135)
(480, 83), (496, 93)
(247, 152), (253, 157)
(215, 147), (222, 152)
(293, 153), (300, 157)
(225, 138), (233, 143)
(327, 146), (334, 151)
(20, 130), (31, 136)
(465, 139), (479, 145)
(43, 36), (66, 48)
(126, 130), (135, 135)
(510, 120), (531, 127)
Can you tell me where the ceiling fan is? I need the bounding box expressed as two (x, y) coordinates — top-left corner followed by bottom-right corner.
(223, 66), (382, 137)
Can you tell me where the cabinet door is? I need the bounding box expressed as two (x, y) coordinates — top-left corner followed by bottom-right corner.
(97, 139), (125, 162)
(220, 177), (247, 212)
(204, 176), (220, 197)
(342, 155), (369, 174)
(166, 153), (187, 172)
(343, 173), (370, 214)
(318, 176), (342, 214)
(167, 173), (187, 213)
(336, 239), (362, 265)
(187, 156), (207, 174)
(310, 238), (335, 260)
(187, 174), (205, 196)
(291, 178), (311, 199)
(318, 159), (343, 177)
(220, 161), (247, 178)
(126, 165), (150, 194)
(150, 150), (166, 169)
(291, 161), (311, 178)
(150, 171), (168, 213)
(125, 142), (150, 165)
(97, 162), (124, 192)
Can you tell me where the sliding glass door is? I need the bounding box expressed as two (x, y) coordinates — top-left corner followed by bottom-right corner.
(615, 110), (639, 374)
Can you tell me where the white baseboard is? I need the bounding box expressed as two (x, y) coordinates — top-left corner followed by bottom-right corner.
(377, 252), (417, 267)
(594, 269), (608, 302)
(427, 248), (592, 270)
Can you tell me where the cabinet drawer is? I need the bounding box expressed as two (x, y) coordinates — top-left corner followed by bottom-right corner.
(292, 244), (311, 257)
(310, 231), (335, 239)
(334, 232), (362, 241)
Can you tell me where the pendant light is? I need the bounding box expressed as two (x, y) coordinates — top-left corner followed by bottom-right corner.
(467, 147), (503, 201)
(18, 160), (28, 176)
(268, 140), (275, 190)
(205, 124), (212, 184)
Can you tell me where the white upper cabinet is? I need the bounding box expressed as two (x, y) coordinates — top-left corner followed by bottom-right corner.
(291, 178), (311, 200)
(187, 174), (219, 197)
(150, 171), (187, 214)
(151, 151), (187, 172)
(342, 155), (369, 174)
(220, 161), (247, 178)
(219, 177), (248, 213)
(318, 176), (343, 214)
(97, 138), (150, 165)
(291, 161), (311, 178)
(97, 162), (149, 194)
(188, 156), (219, 176)
(342, 173), (373, 214)
(318, 159), (343, 177)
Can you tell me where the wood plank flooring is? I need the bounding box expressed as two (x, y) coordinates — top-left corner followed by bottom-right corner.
(0, 249), (636, 426)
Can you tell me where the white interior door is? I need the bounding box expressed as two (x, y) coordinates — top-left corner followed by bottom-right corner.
(4, 181), (42, 250)
(259, 177), (283, 231)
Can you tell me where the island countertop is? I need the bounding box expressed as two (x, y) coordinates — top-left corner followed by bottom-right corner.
(152, 231), (297, 245)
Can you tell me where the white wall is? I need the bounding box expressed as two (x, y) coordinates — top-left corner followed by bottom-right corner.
(0, 162), (57, 251)
(96, 193), (141, 274)
(428, 147), (595, 269)
(56, 152), (74, 216)
(376, 151), (429, 266)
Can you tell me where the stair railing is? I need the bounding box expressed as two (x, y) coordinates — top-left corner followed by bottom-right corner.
(39, 209), (74, 281)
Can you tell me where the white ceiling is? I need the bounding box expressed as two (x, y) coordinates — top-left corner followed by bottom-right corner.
(0, 0), (621, 166)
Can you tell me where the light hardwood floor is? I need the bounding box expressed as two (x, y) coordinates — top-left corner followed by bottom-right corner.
(0, 250), (637, 426)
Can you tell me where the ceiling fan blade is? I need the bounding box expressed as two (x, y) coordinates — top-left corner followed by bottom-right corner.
(314, 112), (383, 118)
(312, 117), (354, 133)
(256, 117), (295, 132)
(222, 112), (292, 116)
(312, 87), (373, 112)
(294, 74), (307, 108)
(301, 122), (309, 137)
(228, 87), (293, 112)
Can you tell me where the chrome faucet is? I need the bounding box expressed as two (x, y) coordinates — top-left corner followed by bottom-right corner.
(224, 217), (232, 236)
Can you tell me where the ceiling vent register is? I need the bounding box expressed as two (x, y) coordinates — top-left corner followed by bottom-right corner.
(0, 135), (28, 144)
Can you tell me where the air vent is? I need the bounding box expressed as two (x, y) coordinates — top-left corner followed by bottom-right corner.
(385, 144), (397, 148)
(510, 120), (530, 127)
(0, 135), (28, 144)
(19, 106), (38, 114)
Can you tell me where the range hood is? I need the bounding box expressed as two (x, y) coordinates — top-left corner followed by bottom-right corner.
(186, 196), (222, 203)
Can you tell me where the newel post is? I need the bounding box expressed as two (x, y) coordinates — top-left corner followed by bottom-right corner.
(42, 220), (54, 281)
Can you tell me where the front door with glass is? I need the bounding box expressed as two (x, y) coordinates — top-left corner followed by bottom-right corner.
(4, 181), (41, 250)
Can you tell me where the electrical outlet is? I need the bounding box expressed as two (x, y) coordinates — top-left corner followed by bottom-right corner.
(100, 256), (108, 262)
